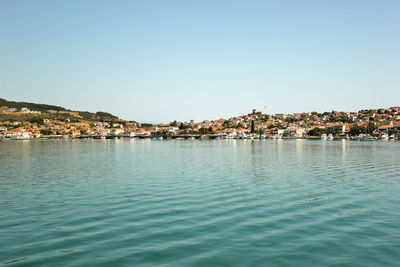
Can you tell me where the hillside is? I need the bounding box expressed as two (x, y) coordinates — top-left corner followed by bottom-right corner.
(0, 98), (121, 122)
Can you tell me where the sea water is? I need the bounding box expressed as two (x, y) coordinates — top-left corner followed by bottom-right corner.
(1, 139), (399, 266)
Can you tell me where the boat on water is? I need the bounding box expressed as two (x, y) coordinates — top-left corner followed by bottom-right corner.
(328, 134), (334, 140)
(271, 134), (282, 140)
(240, 133), (252, 139)
(10, 135), (31, 140)
(381, 134), (389, 140)
(321, 134), (328, 140)
(209, 134), (222, 140)
(358, 134), (374, 141)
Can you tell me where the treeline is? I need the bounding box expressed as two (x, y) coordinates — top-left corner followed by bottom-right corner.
(0, 98), (120, 122)
(308, 123), (378, 136)
(0, 98), (66, 112)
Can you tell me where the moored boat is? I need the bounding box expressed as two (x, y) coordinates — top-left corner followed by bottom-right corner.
(358, 134), (374, 141)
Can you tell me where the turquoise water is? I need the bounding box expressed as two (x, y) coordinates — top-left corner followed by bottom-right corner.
(1, 139), (400, 266)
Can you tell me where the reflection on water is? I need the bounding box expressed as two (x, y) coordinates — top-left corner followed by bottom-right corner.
(1, 140), (400, 266)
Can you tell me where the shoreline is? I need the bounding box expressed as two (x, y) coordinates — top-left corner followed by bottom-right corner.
(1, 137), (398, 142)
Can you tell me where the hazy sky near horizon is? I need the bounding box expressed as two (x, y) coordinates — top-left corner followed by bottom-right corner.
(1, 0), (399, 123)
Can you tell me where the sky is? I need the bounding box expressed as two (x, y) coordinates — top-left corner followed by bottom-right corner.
(0, 0), (399, 123)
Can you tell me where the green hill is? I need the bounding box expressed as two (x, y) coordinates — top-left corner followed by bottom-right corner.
(0, 98), (67, 112)
(0, 98), (121, 122)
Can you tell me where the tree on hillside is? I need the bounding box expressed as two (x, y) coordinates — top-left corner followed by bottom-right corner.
(40, 129), (53, 135)
(251, 120), (255, 133)
(349, 125), (365, 136)
(367, 122), (377, 134)
(308, 127), (327, 136)
(29, 117), (44, 125)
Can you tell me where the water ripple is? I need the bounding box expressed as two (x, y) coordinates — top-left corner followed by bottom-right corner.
(1, 140), (400, 266)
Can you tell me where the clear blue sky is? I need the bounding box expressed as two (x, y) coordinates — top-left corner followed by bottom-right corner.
(1, 0), (399, 123)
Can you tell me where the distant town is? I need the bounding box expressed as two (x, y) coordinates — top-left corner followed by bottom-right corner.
(0, 98), (399, 140)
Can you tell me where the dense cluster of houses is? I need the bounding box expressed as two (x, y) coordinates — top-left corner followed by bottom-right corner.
(1, 107), (400, 140)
